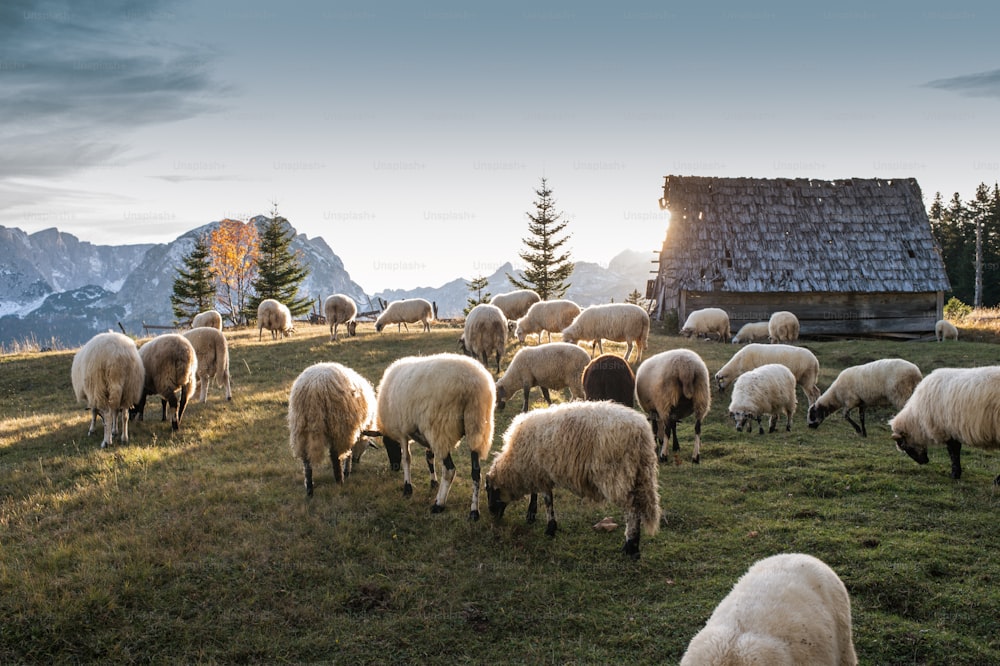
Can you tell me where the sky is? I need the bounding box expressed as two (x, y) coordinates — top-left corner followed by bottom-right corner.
(2, 0), (999, 292)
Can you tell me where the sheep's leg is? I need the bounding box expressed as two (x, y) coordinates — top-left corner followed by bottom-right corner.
(768, 413), (777, 434)
(468, 451), (481, 521)
(332, 446), (345, 484)
(542, 492), (558, 537)
(526, 493), (538, 523)
(198, 373), (209, 402)
(623, 340), (632, 363)
(430, 453), (456, 513)
(399, 440), (413, 496)
(342, 454), (352, 481)
(622, 508), (641, 560)
(946, 438), (963, 480)
(757, 415), (765, 435)
(303, 458), (314, 496)
(858, 405), (867, 438)
(88, 407), (99, 436)
(100, 408), (114, 449)
(521, 386), (532, 412)
(425, 449), (438, 489)
(692, 418), (702, 464)
(160, 397), (168, 422)
(785, 409), (792, 432)
(177, 384), (191, 428)
(539, 387), (552, 405)
(843, 407), (864, 436)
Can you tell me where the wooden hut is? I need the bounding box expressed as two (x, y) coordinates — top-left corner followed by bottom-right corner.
(647, 176), (951, 337)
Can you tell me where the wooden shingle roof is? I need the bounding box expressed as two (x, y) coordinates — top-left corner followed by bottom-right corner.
(656, 176), (951, 293)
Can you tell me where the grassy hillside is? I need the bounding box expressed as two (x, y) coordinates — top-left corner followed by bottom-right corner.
(2, 323), (1000, 664)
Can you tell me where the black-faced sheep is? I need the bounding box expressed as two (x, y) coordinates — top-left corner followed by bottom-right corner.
(490, 289), (540, 323)
(323, 293), (358, 341)
(731, 321), (770, 344)
(71, 331), (145, 448)
(680, 552), (858, 666)
(807, 358), (922, 437)
(374, 298), (434, 333)
(485, 400), (661, 559)
(514, 299), (581, 344)
(889, 366), (1000, 480)
(376, 353), (495, 519)
(728, 363), (797, 434)
(560, 302), (650, 363)
(132, 333), (198, 430)
(715, 343), (821, 404)
(680, 307), (731, 342)
(458, 303), (508, 374)
(935, 319), (958, 341)
(582, 353), (636, 407)
(191, 309), (223, 330)
(257, 298), (294, 341)
(635, 349), (711, 464)
(495, 342), (591, 412)
(181, 327), (232, 403)
(288, 362), (377, 496)
(768, 310), (800, 343)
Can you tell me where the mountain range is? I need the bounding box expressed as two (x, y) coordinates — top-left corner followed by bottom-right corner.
(0, 221), (657, 348)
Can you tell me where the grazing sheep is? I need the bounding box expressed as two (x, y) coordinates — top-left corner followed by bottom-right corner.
(807, 358), (922, 437)
(71, 331), (145, 448)
(132, 333), (198, 430)
(935, 319), (958, 341)
(715, 343), (821, 404)
(495, 342), (591, 412)
(890, 366), (1000, 480)
(191, 309), (223, 330)
(288, 362), (377, 496)
(490, 289), (541, 323)
(181, 327), (232, 403)
(560, 302), (650, 363)
(324, 294), (358, 341)
(680, 307), (731, 342)
(257, 299), (294, 341)
(731, 321), (771, 344)
(768, 310), (800, 343)
(485, 400), (661, 559)
(374, 298), (434, 333)
(459, 303), (508, 374)
(635, 349), (711, 464)
(582, 353), (636, 407)
(680, 553), (858, 666)
(728, 363), (797, 434)
(376, 353), (495, 519)
(514, 299), (582, 344)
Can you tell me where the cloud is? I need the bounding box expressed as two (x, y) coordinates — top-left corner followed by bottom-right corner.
(923, 68), (1000, 99)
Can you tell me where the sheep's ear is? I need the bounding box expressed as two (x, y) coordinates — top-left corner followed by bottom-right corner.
(890, 430), (903, 441)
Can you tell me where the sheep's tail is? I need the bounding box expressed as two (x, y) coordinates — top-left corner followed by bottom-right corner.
(633, 459), (661, 535)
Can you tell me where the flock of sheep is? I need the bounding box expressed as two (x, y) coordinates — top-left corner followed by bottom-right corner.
(70, 288), (994, 664)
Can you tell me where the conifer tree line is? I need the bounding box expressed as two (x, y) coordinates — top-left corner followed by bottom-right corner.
(929, 182), (1000, 308)
(170, 205), (311, 327)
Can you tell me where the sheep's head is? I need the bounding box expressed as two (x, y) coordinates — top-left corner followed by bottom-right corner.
(347, 321), (357, 337)
(715, 372), (731, 394)
(806, 403), (830, 429)
(891, 429), (929, 464)
(485, 475), (508, 520)
(561, 331), (578, 345)
(729, 410), (754, 432)
(495, 385), (507, 410)
(375, 321), (385, 333)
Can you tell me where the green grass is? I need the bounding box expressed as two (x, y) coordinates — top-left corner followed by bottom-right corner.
(2, 324), (1000, 664)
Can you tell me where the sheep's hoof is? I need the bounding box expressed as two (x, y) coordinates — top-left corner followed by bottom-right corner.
(622, 540), (641, 560)
(403, 482), (413, 497)
(692, 454), (700, 465)
(429, 480), (439, 490)
(526, 511), (537, 523)
(657, 454), (669, 464)
(469, 510), (480, 522)
(544, 520), (558, 537)
(431, 503), (445, 514)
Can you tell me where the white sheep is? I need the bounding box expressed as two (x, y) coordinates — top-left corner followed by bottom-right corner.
(680, 307), (731, 342)
(458, 303), (508, 374)
(191, 309), (223, 330)
(635, 349), (712, 464)
(807, 358), (922, 437)
(889, 366), (1000, 480)
(376, 353), (495, 519)
(495, 342), (591, 412)
(288, 362), (377, 496)
(768, 310), (800, 343)
(257, 299), (294, 341)
(181, 327), (232, 403)
(715, 343), (821, 404)
(728, 363), (797, 434)
(514, 299), (582, 344)
(132, 333), (198, 430)
(71, 331), (145, 448)
(935, 319), (958, 341)
(485, 400), (661, 559)
(374, 298), (434, 333)
(560, 302), (650, 363)
(731, 321), (771, 344)
(680, 552), (858, 666)
(490, 289), (540, 323)
(323, 293), (358, 341)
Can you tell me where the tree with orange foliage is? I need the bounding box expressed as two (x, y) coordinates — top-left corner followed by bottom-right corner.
(209, 219), (260, 326)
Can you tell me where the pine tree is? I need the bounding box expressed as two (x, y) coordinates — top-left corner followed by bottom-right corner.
(247, 204), (312, 320)
(170, 233), (217, 325)
(507, 177), (574, 299)
(464, 275), (491, 315)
